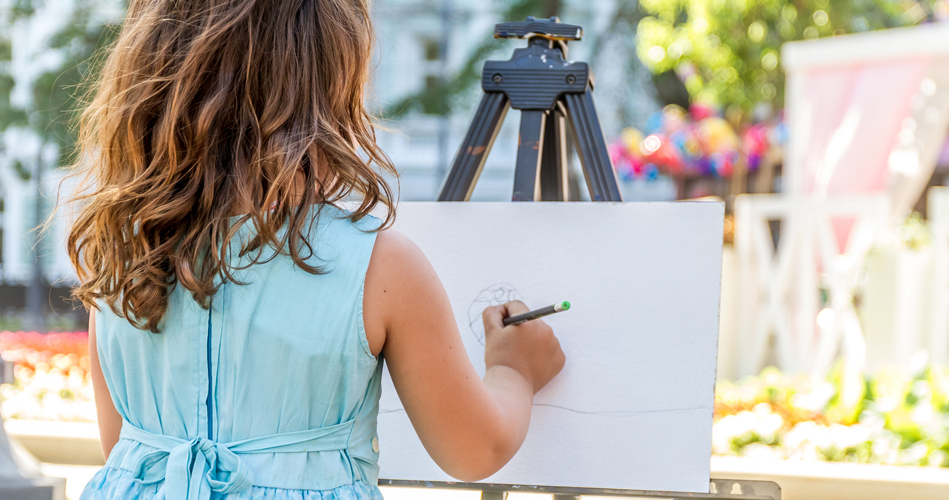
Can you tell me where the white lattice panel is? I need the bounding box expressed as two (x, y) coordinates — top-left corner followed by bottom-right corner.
(930, 187), (949, 366)
(735, 194), (889, 377)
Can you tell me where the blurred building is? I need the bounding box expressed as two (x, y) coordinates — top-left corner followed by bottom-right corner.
(0, 0), (124, 326)
(0, 0), (661, 292)
(0, 0), (124, 290)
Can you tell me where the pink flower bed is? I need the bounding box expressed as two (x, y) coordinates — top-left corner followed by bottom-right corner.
(0, 331), (96, 422)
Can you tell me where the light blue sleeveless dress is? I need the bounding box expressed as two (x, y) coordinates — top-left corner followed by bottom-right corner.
(81, 204), (385, 500)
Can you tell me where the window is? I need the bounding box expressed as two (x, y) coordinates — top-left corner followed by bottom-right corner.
(424, 39), (441, 61)
(425, 75), (440, 93)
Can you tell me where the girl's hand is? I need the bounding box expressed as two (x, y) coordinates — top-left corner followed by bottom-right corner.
(482, 301), (565, 394)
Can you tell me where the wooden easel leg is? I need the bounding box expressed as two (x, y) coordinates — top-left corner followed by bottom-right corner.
(513, 110), (547, 201)
(481, 492), (507, 500)
(562, 90), (623, 202)
(539, 105), (568, 201)
(437, 92), (510, 201)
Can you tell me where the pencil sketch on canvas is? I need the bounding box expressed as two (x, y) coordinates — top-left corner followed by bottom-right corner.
(466, 283), (524, 345)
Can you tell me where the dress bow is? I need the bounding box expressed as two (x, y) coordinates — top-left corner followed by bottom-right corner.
(118, 418), (356, 500)
(121, 425), (254, 500)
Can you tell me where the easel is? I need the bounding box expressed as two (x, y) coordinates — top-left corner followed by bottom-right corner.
(381, 17), (780, 500)
(436, 17), (620, 202)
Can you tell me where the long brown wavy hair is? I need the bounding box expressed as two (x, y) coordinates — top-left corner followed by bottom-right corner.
(66, 0), (396, 333)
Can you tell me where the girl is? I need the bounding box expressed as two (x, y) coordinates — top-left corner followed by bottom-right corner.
(68, 1), (565, 499)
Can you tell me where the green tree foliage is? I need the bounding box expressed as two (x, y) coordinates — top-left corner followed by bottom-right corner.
(0, 0), (122, 173)
(32, 3), (121, 167)
(386, 0), (561, 117)
(0, 7), (27, 135)
(635, 0), (940, 118)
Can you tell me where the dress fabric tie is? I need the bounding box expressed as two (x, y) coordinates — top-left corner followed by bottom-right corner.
(118, 419), (357, 500)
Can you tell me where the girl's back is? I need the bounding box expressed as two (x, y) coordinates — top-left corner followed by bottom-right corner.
(69, 1), (565, 498)
(84, 207), (384, 498)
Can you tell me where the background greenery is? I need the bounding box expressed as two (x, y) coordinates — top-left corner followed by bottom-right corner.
(6, 0), (945, 169)
(636, 0), (943, 123)
(0, 1), (121, 175)
(391, 0), (947, 127)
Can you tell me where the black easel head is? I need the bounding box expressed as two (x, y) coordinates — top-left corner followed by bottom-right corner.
(494, 16), (583, 42)
(437, 17), (622, 203)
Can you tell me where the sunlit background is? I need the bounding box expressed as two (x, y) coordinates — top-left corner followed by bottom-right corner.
(3, 1), (949, 499)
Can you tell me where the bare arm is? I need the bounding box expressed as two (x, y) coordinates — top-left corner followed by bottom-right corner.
(363, 229), (564, 482)
(89, 309), (122, 460)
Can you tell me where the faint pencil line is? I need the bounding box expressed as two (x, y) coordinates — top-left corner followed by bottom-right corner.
(379, 405), (711, 417)
(533, 403), (711, 416)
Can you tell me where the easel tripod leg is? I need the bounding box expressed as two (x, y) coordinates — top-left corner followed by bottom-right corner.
(438, 92), (510, 201)
(481, 492), (507, 500)
(512, 110), (547, 201)
(563, 91), (622, 202)
(539, 106), (568, 201)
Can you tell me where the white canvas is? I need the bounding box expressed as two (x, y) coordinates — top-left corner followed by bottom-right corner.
(378, 202), (723, 493)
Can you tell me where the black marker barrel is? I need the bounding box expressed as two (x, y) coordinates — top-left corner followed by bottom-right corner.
(503, 301), (571, 326)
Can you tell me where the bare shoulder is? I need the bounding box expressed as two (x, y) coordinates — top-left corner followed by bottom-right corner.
(367, 228), (437, 294)
(370, 228), (423, 265)
(363, 228), (437, 355)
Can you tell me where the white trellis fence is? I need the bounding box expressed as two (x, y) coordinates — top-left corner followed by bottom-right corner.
(930, 187), (949, 366)
(734, 194), (890, 377)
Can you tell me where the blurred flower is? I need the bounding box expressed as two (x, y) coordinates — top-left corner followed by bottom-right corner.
(713, 364), (949, 467)
(609, 105), (783, 182)
(0, 331), (95, 422)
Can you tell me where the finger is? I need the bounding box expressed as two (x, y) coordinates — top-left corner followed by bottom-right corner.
(502, 300), (531, 317)
(482, 304), (505, 327)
